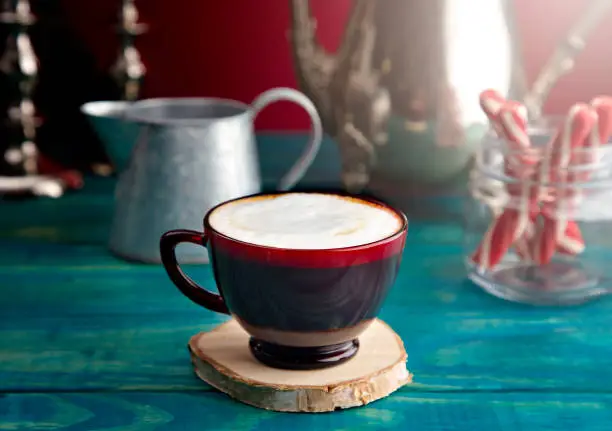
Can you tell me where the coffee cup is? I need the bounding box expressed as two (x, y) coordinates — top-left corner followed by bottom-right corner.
(159, 191), (408, 370)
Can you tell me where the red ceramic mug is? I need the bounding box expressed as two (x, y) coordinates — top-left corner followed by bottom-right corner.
(159, 191), (408, 370)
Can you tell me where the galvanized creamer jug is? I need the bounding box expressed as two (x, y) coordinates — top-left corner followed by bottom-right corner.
(89, 88), (323, 263)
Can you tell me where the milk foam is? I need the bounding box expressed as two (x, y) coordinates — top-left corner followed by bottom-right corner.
(208, 193), (403, 249)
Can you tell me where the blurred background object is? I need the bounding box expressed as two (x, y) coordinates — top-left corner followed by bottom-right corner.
(0, 0), (118, 198)
(3, 0), (612, 201)
(289, 0), (523, 200)
(110, 0), (146, 102)
(79, 0), (147, 175)
(0, 0), (84, 197)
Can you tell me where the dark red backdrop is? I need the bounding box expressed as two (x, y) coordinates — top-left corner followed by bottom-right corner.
(62, 0), (612, 130)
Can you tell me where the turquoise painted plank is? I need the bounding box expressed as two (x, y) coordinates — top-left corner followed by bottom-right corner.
(3, 255), (612, 392)
(1, 391), (611, 431)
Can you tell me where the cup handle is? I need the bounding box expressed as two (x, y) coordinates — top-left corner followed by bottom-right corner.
(159, 229), (229, 314)
(251, 87), (323, 190)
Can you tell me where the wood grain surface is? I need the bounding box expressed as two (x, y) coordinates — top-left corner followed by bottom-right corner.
(2, 135), (612, 430)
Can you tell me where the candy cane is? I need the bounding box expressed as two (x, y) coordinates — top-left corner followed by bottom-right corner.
(472, 101), (534, 270)
(479, 89), (506, 136)
(499, 101), (541, 262)
(474, 91), (540, 266)
(479, 91), (533, 166)
(532, 104), (597, 265)
(472, 207), (531, 270)
(555, 97), (612, 257)
(498, 101), (539, 168)
(591, 96), (612, 145)
(540, 104), (597, 184)
(555, 219), (585, 256)
(570, 96), (612, 182)
(512, 209), (538, 261)
(475, 89), (509, 215)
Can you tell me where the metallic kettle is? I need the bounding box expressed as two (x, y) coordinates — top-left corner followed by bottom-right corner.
(289, 0), (612, 199)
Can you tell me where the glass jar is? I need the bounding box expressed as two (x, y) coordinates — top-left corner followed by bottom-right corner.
(464, 118), (612, 305)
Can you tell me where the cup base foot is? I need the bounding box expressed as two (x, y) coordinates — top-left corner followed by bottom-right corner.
(249, 337), (359, 370)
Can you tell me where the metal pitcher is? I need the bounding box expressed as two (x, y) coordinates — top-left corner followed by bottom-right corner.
(289, 0), (525, 194)
(289, 0), (612, 199)
(83, 88), (323, 263)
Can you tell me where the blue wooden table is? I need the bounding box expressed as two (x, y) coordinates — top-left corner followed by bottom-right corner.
(2, 135), (612, 430)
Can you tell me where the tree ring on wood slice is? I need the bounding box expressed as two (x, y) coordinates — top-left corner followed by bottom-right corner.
(188, 319), (412, 413)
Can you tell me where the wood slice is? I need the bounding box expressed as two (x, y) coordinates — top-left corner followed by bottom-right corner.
(188, 319), (412, 413)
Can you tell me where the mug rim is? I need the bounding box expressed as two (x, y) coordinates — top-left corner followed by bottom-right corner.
(202, 191), (408, 268)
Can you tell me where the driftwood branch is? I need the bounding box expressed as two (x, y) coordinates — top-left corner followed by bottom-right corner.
(288, 0), (336, 132)
(524, 0), (612, 119)
(289, 0), (389, 192)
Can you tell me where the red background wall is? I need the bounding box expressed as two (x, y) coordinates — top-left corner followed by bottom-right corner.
(62, 0), (612, 131)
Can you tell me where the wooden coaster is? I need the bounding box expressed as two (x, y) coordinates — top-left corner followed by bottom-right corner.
(188, 319), (412, 413)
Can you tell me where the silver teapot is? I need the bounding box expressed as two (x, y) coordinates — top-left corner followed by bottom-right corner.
(289, 0), (612, 200)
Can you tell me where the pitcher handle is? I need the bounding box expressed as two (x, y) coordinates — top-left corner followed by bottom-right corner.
(251, 88), (323, 191)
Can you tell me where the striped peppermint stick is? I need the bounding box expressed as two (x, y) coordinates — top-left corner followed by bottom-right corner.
(539, 104), (597, 185)
(570, 96), (612, 182)
(479, 89), (506, 136)
(555, 97), (612, 256)
(471, 101), (534, 270)
(591, 96), (612, 145)
(532, 104), (597, 265)
(498, 100), (539, 262)
(498, 101), (539, 168)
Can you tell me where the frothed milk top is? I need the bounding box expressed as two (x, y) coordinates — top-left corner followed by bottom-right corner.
(208, 193), (403, 250)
